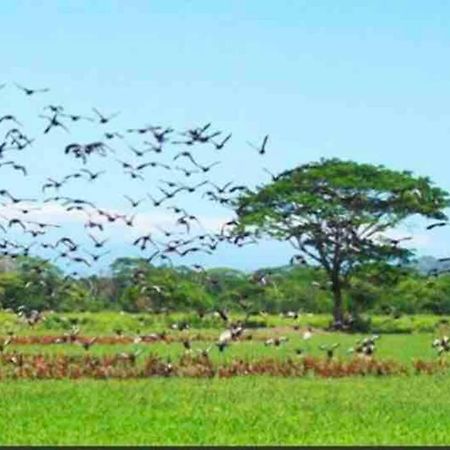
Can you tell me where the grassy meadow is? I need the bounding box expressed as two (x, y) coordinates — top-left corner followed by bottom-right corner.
(0, 311), (449, 445)
(1, 376), (450, 445)
(1, 332), (444, 363)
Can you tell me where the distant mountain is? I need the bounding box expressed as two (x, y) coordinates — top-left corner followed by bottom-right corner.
(412, 256), (450, 275)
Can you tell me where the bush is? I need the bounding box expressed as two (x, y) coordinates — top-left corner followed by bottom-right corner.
(42, 315), (72, 331)
(349, 314), (372, 333)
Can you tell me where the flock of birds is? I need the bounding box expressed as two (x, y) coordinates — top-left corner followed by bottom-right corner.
(1, 81), (450, 339)
(0, 82), (276, 289)
(1, 305), (448, 362)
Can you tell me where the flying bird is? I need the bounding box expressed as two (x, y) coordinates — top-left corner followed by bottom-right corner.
(92, 108), (120, 124)
(247, 135), (269, 155)
(426, 222), (448, 230)
(15, 83), (50, 96)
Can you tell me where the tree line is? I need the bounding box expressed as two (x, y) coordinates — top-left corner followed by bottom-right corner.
(1, 157), (450, 328)
(1, 255), (450, 318)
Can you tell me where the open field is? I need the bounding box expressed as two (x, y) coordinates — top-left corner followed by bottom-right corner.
(1, 376), (450, 445)
(0, 312), (449, 364)
(0, 312), (449, 445)
(0, 332), (445, 363)
(0, 311), (448, 335)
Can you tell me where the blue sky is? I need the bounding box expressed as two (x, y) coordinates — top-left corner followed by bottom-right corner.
(1, 1), (450, 272)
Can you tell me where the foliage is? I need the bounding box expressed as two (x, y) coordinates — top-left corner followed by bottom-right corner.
(2, 253), (450, 319)
(233, 158), (450, 323)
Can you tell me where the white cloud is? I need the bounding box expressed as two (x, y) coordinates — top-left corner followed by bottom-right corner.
(0, 201), (231, 241)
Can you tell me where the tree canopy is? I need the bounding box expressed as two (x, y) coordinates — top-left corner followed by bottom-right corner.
(233, 158), (450, 326)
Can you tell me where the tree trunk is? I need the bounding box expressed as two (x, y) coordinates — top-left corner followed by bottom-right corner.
(331, 276), (344, 327)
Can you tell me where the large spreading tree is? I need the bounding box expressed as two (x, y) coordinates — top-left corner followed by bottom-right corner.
(232, 158), (450, 326)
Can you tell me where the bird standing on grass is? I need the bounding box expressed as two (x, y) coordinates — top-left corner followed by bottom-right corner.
(432, 336), (449, 356)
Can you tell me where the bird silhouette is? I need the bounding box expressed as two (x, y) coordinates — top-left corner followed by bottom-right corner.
(92, 108), (120, 124)
(248, 135), (269, 155)
(426, 221), (448, 230)
(15, 83), (49, 96)
(0, 115), (22, 126)
(39, 114), (69, 134)
(212, 133), (232, 150)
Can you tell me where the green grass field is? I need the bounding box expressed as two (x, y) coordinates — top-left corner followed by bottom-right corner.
(0, 311), (447, 335)
(1, 376), (450, 445)
(4, 332), (443, 363)
(0, 311), (449, 445)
